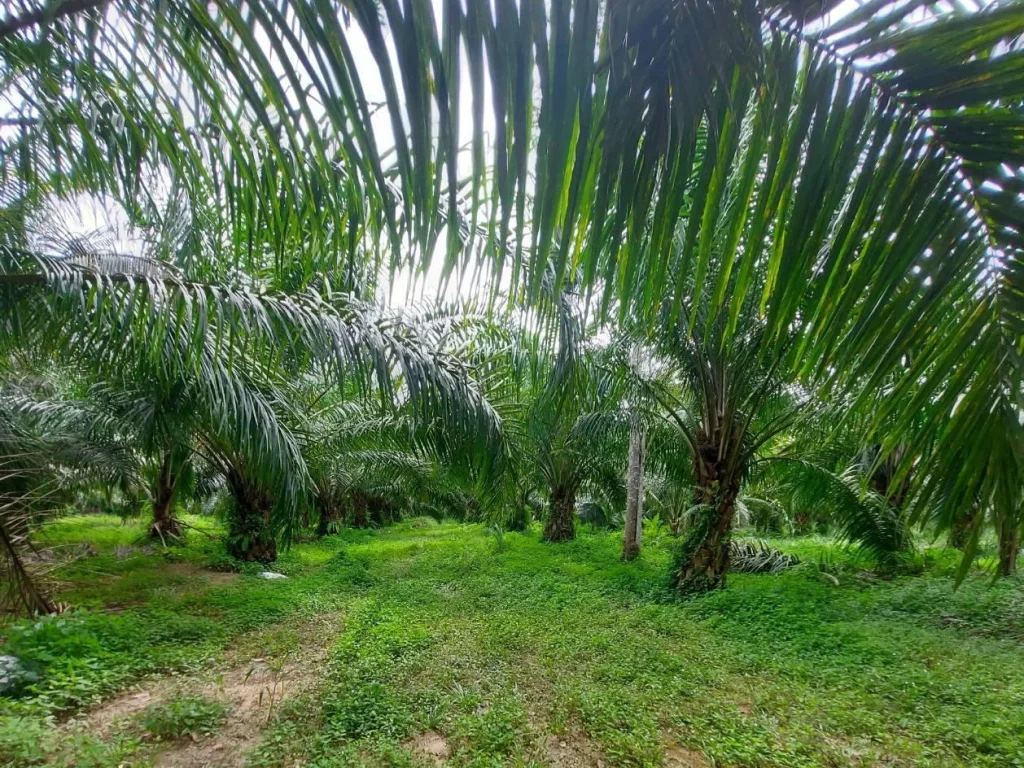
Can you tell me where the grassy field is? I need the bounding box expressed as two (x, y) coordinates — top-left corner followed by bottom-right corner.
(1, 516), (1023, 768)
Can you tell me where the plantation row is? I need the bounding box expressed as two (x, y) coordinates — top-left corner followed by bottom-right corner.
(2, 0), (1023, 614)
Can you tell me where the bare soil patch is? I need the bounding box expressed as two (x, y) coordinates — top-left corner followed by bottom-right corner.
(541, 722), (606, 767)
(403, 729), (451, 765)
(152, 658), (303, 768)
(664, 744), (712, 768)
(64, 611), (343, 767)
(81, 686), (161, 737)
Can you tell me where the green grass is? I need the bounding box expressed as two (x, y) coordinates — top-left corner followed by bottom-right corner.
(2, 515), (1023, 767)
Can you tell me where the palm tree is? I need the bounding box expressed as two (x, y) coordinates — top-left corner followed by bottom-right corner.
(764, 453), (916, 573)
(497, 292), (631, 543)
(82, 380), (200, 542)
(298, 378), (491, 536)
(644, 298), (795, 592)
(997, 516), (1020, 577)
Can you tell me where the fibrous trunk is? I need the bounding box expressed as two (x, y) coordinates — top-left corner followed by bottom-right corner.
(349, 491), (370, 528)
(998, 517), (1019, 577)
(315, 493), (343, 537)
(149, 450), (182, 542)
(543, 485), (576, 543)
(622, 424), (645, 561)
(671, 436), (739, 595)
(225, 469), (277, 562)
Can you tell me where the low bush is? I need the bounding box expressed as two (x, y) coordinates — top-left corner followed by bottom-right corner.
(137, 695), (229, 741)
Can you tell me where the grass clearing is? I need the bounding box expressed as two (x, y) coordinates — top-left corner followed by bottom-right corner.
(1, 515), (1023, 767)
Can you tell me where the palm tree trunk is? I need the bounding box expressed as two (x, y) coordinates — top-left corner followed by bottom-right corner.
(0, 515), (55, 615)
(543, 485), (576, 542)
(998, 517), (1019, 577)
(225, 469), (276, 562)
(316, 494), (342, 537)
(671, 437), (740, 595)
(349, 491), (370, 528)
(149, 450), (182, 542)
(622, 424), (645, 561)
(508, 490), (532, 531)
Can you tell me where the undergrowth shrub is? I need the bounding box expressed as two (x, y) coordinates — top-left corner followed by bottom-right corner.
(0, 715), (51, 765)
(0, 607), (233, 717)
(0, 613), (132, 713)
(137, 695), (229, 741)
(450, 696), (528, 758)
(869, 573), (1024, 641)
(486, 523), (508, 553)
(140, 610), (220, 644)
(573, 688), (662, 766)
(204, 551), (245, 573)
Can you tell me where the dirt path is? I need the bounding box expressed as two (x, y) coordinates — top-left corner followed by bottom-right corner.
(66, 611), (344, 767)
(150, 655), (310, 768)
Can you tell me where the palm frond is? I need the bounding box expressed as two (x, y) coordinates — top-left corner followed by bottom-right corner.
(762, 457), (913, 569)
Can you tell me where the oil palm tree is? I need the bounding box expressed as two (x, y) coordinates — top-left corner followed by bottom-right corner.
(492, 291), (632, 543)
(84, 380), (201, 542)
(5, 2), (1017, 314)
(761, 413), (919, 572)
(646, 296), (804, 592)
(297, 371), (494, 535)
(307, 405), (482, 533)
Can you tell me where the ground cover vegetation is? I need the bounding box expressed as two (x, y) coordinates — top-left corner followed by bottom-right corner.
(1, 517), (1022, 767)
(1, 0), (1023, 766)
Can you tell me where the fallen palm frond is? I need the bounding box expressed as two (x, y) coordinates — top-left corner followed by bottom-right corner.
(729, 539), (800, 575)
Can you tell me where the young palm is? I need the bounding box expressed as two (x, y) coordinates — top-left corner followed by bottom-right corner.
(299, 383), (486, 535)
(648, 297), (803, 593)
(514, 293), (630, 542)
